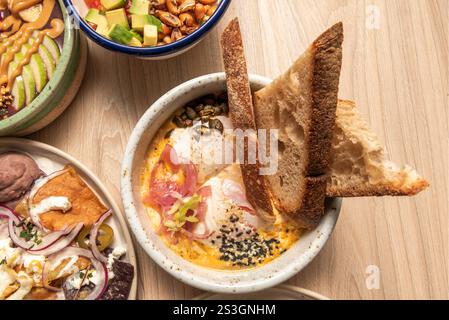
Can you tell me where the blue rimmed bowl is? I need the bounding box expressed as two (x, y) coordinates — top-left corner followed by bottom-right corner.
(63, 0), (231, 59)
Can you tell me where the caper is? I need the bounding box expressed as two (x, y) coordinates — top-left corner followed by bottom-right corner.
(209, 118), (224, 133)
(173, 115), (186, 128)
(185, 107), (197, 120)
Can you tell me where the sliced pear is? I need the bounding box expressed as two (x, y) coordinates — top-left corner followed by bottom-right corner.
(19, 4), (43, 22)
(13, 52), (36, 105)
(21, 44), (47, 92)
(32, 32), (61, 63)
(8, 61), (26, 110)
(37, 44), (55, 78)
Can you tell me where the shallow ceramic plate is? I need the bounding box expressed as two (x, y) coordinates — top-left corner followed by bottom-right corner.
(195, 285), (330, 300)
(0, 137), (137, 300)
(122, 72), (342, 294)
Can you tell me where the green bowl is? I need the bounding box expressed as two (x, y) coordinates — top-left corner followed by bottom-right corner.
(0, 0), (87, 137)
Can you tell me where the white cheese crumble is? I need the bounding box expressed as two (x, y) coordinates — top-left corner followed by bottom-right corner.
(30, 196), (72, 217)
(6, 271), (33, 300)
(0, 238), (22, 267)
(66, 269), (101, 290)
(106, 246), (126, 280)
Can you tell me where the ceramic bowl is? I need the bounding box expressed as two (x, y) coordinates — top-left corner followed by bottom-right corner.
(121, 72), (342, 294)
(0, 0), (87, 137)
(63, 0), (231, 59)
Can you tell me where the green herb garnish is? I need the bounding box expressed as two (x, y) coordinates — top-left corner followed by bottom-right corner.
(163, 195), (201, 232)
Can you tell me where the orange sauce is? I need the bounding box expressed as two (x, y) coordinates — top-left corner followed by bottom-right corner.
(0, 0), (64, 91)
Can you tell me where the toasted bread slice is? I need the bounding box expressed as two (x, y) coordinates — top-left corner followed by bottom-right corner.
(328, 100), (429, 197)
(220, 18), (274, 221)
(253, 22), (344, 229)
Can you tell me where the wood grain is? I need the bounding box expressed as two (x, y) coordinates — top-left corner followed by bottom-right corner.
(29, 0), (448, 299)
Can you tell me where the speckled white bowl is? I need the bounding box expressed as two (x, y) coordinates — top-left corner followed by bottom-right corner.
(121, 73), (342, 294)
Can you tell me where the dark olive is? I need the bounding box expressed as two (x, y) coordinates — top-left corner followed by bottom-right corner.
(185, 107), (197, 120)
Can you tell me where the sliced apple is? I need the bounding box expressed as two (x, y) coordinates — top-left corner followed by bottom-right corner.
(19, 4), (43, 22)
(21, 44), (47, 92)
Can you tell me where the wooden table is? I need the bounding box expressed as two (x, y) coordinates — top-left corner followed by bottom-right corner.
(29, 0), (448, 299)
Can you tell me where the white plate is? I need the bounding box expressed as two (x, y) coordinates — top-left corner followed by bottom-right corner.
(195, 285), (330, 300)
(121, 72), (342, 294)
(0, 137), (138, 300)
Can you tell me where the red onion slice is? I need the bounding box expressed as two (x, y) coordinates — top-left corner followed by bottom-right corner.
(43, 246), (108, 300)
(1, 205), (84, 255)
(89, 210), (112, 264)
(29, 223), (84, 256)
(28, 169), (69, 230)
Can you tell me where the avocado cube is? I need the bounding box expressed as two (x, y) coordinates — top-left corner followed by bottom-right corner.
(100, 0), (125, 10)
(143, 24), (158, 46)
(85, 9), (108, 36)
(105, 8), (129, 29)
(130, 30), (143, 42)
(128, 37), (143, 47)
(108, 24), (134, 44)
(129, 0), (149, 15)
(131, 14), (150, 32)
(85, 8), (101, 22)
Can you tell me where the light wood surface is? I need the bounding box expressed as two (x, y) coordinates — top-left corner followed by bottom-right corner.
(29, 0), (448, 299)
